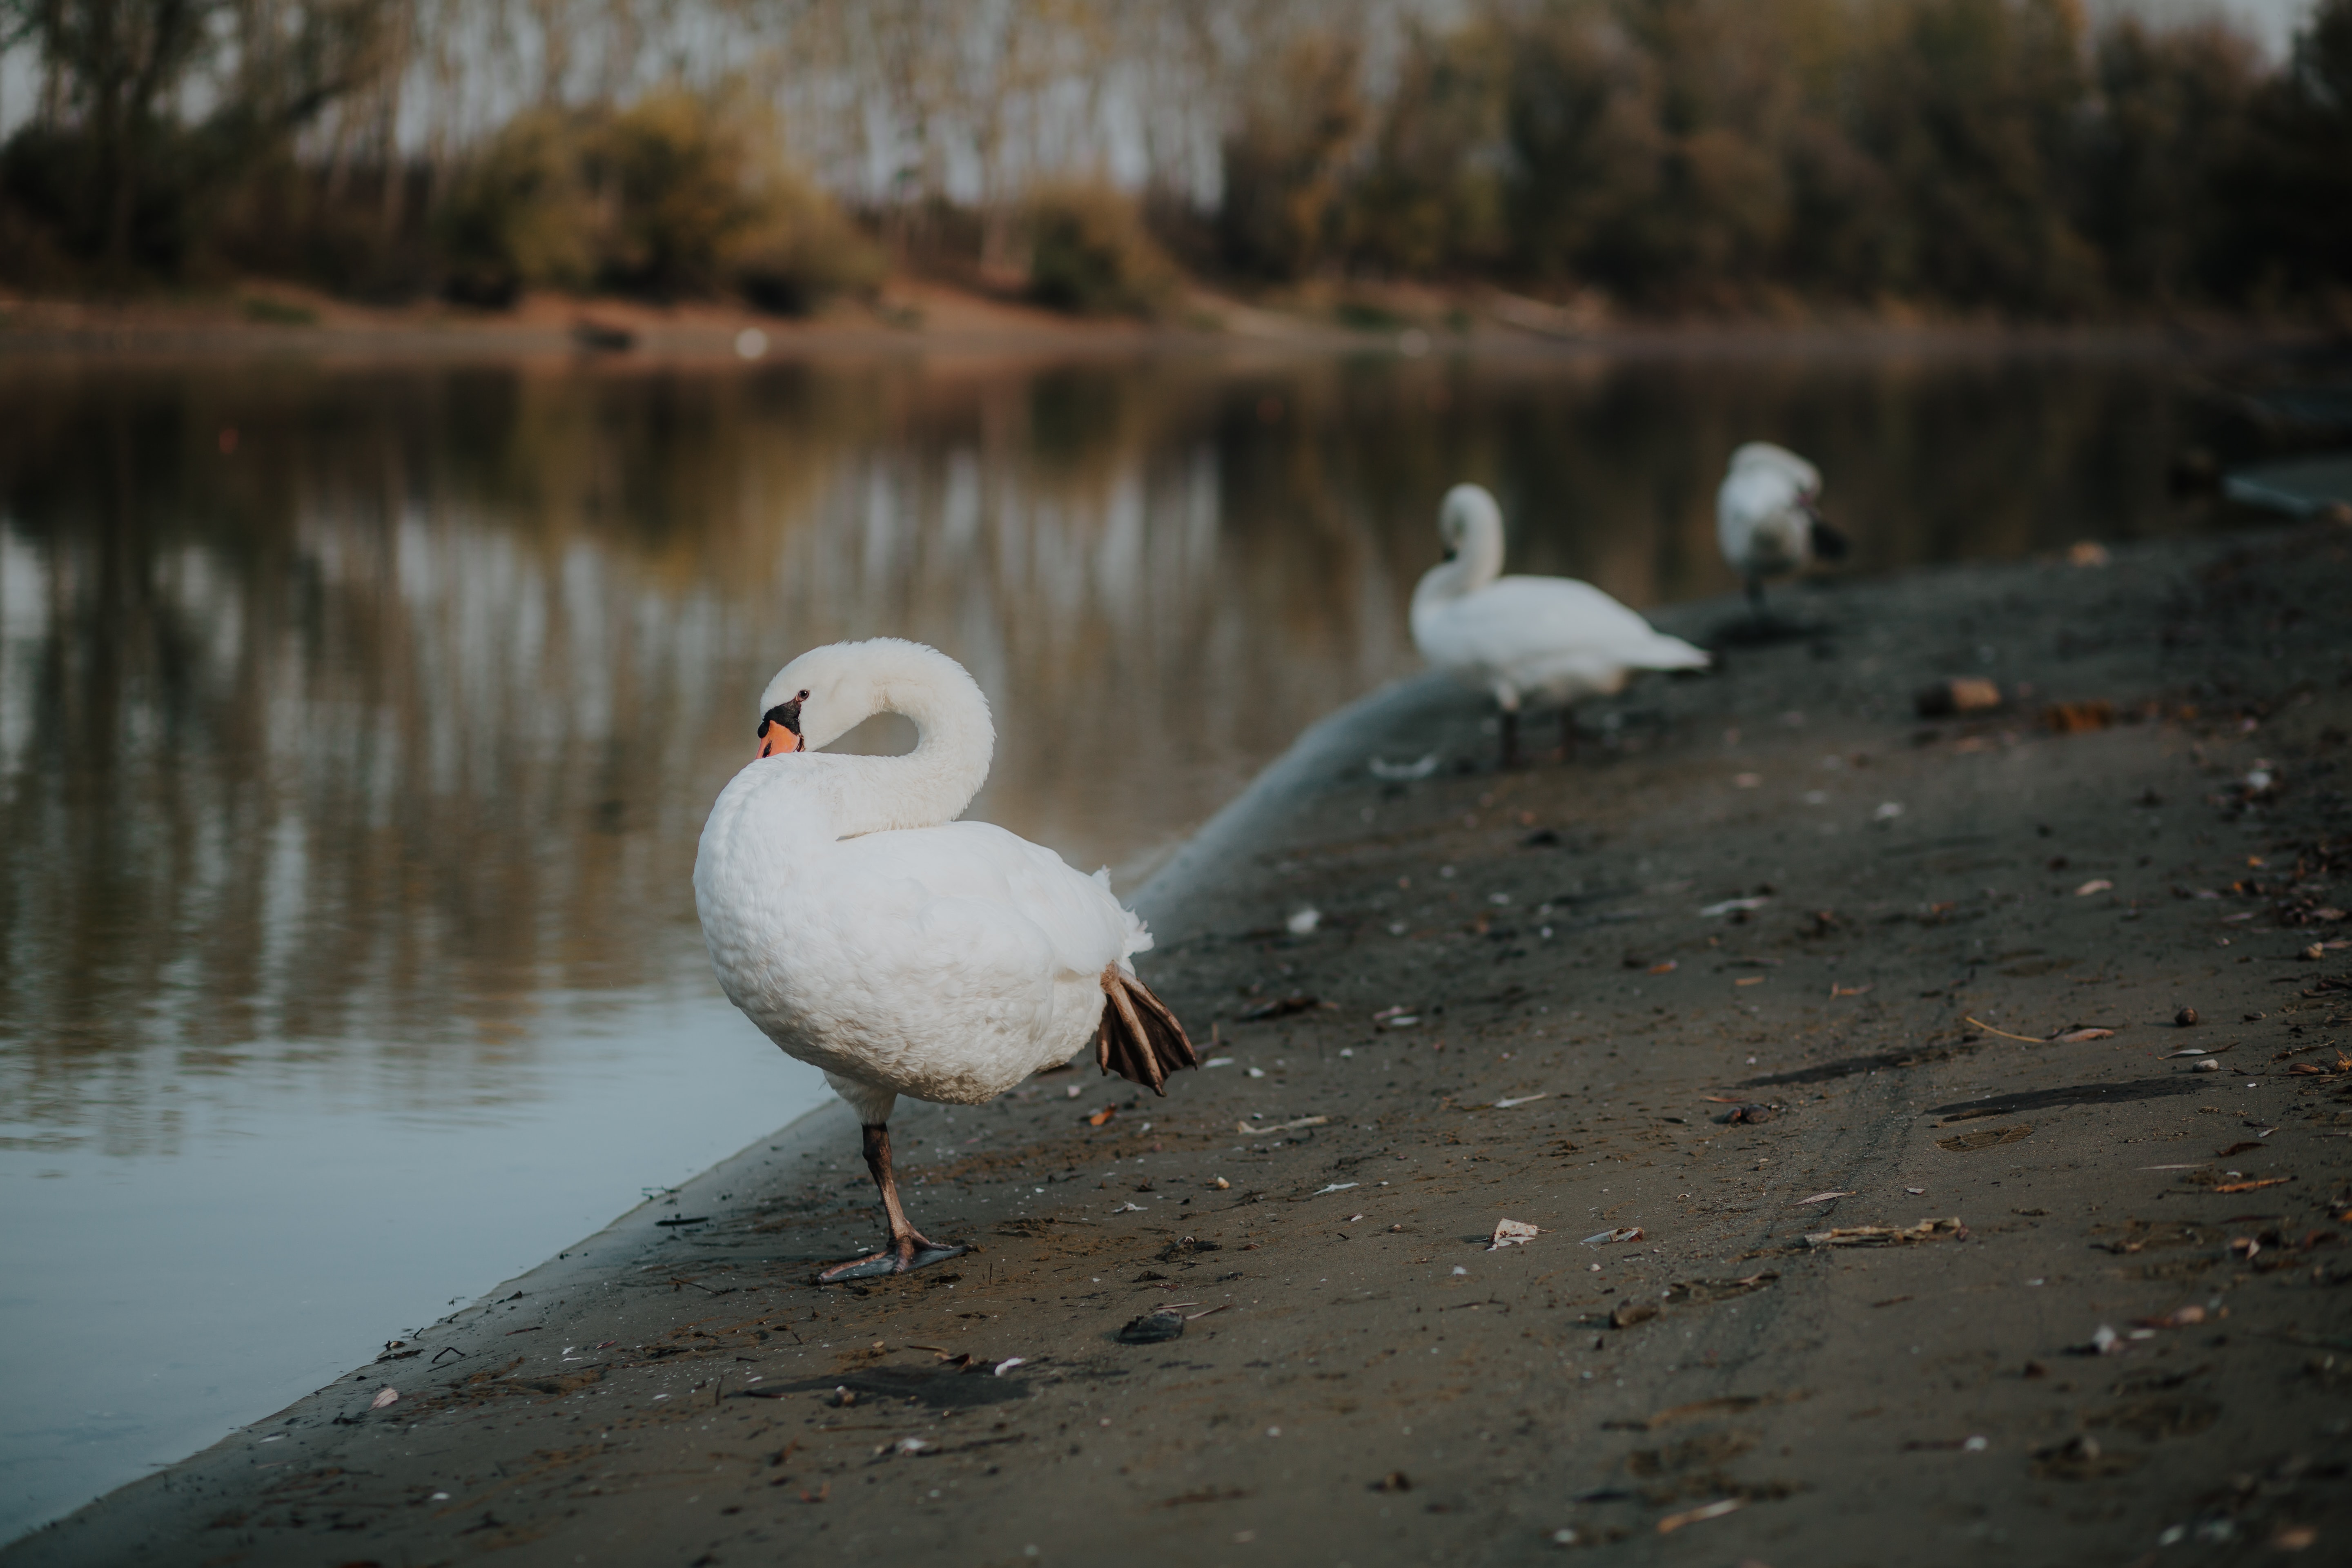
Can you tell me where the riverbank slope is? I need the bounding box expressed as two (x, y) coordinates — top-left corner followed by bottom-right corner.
(9, 519), (2351, 1567)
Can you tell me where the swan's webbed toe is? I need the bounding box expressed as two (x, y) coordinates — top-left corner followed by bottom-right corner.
(1096, 969), (1199, 1096)
(898, 1238), (968, 1272)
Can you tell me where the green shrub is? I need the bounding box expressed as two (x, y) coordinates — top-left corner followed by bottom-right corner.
(241, 296), (318, 325)
(2080, 18), (2260, 301)
(1499, 5), (1670, 293)
(723, 172), (886, 315)
(1847, 0), (2103, 313)
(434, 88), (879, 312)
(1022, 181), (1179, 317)
(1218, 33), (1366, 280)
(436, 109), (598, 306)
(2214, 0), (2352, 301)
(0, 118), (223, 283)
(1334, 299), (1407, 330)
(595, 89), (762, 297)
(1343, 22), (1507, 276)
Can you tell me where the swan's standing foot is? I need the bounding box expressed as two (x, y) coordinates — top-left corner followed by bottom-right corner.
(816, 1234), (967, 1282)
(1497, 708), (1522, 770)
(815, 1123), (967, 1284)
(1744, 576), (1768, 627)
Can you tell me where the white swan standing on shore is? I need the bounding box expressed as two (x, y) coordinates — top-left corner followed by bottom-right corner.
(1411, 483), (1711, 768)
(1716, 441), (1848, 615)
(693, 638), (1196, 1281)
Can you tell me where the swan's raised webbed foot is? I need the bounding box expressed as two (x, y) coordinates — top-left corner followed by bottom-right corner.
(814, 1123), (968, 1284)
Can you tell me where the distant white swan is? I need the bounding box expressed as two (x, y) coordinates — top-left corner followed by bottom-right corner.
(693, 638), (1195, 1281)
(1716, 442), (1847, 614)
(1410, 484), (1710, 767)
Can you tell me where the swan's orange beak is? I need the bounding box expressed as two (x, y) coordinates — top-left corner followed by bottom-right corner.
(755, 690), (808, 761)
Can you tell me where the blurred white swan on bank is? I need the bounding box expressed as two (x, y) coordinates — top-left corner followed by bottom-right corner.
(693, 638), (1196, 1282)
(1410, 483), (1710, 768)
(1716, 441), (1848, 615)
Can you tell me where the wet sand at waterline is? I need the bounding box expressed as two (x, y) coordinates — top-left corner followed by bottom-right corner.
(11, 522), (2352, 1568)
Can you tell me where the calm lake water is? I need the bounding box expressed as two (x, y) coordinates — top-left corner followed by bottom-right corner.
(0, 343), (2250, 1538)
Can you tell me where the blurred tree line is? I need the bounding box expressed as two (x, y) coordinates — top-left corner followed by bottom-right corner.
(1207, 0), (2352, 315)
(0, 0), (2345, 317)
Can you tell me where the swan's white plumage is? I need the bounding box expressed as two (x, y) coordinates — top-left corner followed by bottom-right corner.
(694, 639), (1150, 1127)
(1410, 483), (1708, 713)
(1717, 441), (1824, 584)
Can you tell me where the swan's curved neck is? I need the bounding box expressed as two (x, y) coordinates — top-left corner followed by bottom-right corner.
(820, 677), (993, 838)
(1415, 511), (1505, 606)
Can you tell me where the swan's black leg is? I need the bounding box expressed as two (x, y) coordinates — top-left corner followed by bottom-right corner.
(1498, 708), (1520, 771)
(1745, 575), (1767, 622)
(817, 1123), (966, 1283)
(1559, 709), (1578, 762)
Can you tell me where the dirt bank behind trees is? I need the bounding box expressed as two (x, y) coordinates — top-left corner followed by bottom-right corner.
(1, 278), (2322, 366)
(8, 521), (2351, 1568)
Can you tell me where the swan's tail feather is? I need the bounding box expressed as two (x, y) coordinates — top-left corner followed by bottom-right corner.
(1633, 633), (1711, 671)
(1096, 968), (1200, 1096)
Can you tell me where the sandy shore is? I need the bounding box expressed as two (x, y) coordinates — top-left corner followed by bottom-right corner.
(9, 520), (2351, 1567)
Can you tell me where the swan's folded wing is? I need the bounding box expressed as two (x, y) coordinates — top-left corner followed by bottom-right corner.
(1718, 468), (1803, 560)
(1721, 465), (1788, 519)
(786, 838), (1062, 1051)
(831, 821), (1139, 980)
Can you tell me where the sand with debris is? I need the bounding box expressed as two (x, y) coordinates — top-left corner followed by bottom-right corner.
(10, 520), (2352, 1567)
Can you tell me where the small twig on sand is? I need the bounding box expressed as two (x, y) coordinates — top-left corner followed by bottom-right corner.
(1963, 1015), (2048, 1044)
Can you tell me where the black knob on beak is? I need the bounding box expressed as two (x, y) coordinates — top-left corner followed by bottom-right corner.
(757, 690), (809, 742)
